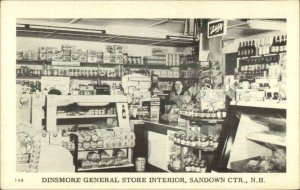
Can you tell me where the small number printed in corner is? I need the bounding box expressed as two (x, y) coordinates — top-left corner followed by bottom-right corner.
(15, 178), (24, 183)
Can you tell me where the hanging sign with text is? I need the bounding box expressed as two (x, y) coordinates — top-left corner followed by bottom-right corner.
(207, 19), (227, 38)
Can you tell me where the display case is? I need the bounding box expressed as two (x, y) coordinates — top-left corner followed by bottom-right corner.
(45, 95), (135, 172)
(168, 116), (224, 173)
(212, 101), (286, 173)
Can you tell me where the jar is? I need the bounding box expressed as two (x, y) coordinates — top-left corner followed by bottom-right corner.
(195, 164), (201, 172)
(212, 112), (217, 119)
(216, 111), (222, 119)
(199, 160), (207, 172)
(222, 110), (227, 118)
(185, 137), (190, 146)
(135, 157), (146, 172)
(180, 136), (186, 145)
(190, 136), (196, 146)
(190, 162), (195, 172)
(213, 137), (219, 148)
(172, 158), (181, 171)
(185, 163), (191, 172)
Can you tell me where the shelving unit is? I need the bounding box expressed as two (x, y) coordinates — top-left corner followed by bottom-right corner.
(168, 114), (223, 173)
(56, 114), (117, 119)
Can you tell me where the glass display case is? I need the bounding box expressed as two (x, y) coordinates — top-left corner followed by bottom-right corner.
(212, 101), (286, 173)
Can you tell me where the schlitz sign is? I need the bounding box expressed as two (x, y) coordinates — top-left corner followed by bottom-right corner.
(207, 19), (227, 38)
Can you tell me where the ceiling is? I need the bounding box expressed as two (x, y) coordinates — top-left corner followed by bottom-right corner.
(16, 18), (286, 47)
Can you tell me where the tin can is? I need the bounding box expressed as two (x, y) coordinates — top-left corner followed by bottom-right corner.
(135, 157), (146, 172)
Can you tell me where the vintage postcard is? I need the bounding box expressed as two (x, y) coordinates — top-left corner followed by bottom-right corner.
(1, 1), (299, 189)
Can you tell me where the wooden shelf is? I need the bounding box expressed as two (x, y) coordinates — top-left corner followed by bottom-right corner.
(237, 53), (279, 60)
(70, 146), (133, 152)
(159, 77), (196, 81)
(180, 115), (225, 124)
(70, 76), (121, 81)
(17, 60), (50, 65)
(77, 163), (134, 171)
(57, 114), (117, 119)
(16, 76), (121, 81)
(230, 101), (286, 110)
(17, 76), (42, 80)
(174, 142), (217, 152)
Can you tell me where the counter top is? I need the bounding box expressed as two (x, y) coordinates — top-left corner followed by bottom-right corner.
(132, 119), (186, 135)
(143, 120), (186, 131)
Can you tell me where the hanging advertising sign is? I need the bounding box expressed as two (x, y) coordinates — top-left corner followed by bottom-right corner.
(207, 19), (227, 38)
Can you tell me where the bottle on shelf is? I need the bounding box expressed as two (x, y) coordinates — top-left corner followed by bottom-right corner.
(239, 42), (243, 57)
(275, 36), (280, 53)
(199, 160), (207, 173)
(279, 35), (285, 53)
(237, 42), (242, 57)
(258, 39), (263, 56)
(122, 105), (127, 119)
(248, 41), (252, 56)
(270, 36), (276, 54)
(251, 40), (256, 56)
(284, 34), (287, 52)
(244, 41), (249, 57)
(265, 38), (271, 55)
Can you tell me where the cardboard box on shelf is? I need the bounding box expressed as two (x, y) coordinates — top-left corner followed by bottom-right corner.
(79, 50), (88, 62)
(167, 70), (173, 78)
(173, 70), (180, 78)
(103, 53), (110, 63)
(160, 70), (167, 78)
(39, 47), (47, 53)
(96, 51), (104, 62)
(46, 47), (58, 61)
(87, 50), (97, 63)
(28, 50), (38, 61)
(17, 51), (23, 60)
(71, 50), (80, 62)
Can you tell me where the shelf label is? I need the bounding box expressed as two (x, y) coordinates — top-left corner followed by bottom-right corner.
(207, 19), (227, 38)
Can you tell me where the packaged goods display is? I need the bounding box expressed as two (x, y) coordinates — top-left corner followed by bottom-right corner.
(172, 130), (219, 150)
(168, 150), (208, 173)
(78, 149), (130, 169)
(62, 128), (135, 151)
(235, 53), (286, 102)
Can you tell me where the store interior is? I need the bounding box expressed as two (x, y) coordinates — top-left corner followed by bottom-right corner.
(16, 18), (286, 173)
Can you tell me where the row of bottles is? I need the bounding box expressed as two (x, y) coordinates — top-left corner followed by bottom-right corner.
(238, 35), (287, 58)
(239, 54), (279, 74)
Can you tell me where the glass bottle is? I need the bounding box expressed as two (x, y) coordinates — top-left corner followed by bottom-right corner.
(240, 42), (245, 57)
(122, 105), (126, 119)
(283, 34), (287, 52)
(275, 36), (280, 53)
(271, 36), (276, 54)
(251, 40), (256, 56)
(237, 42), (242, 57)
(279, 35), (285, 53)
(258, 39), (263, 56)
